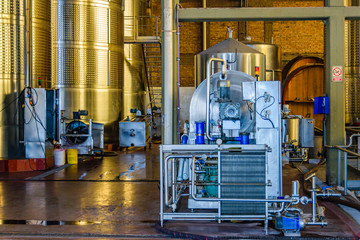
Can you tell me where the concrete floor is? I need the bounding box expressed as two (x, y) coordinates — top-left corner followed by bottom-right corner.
(0, 145), (358, 239)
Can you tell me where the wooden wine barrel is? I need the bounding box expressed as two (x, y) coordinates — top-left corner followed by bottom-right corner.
(282, 56), (324, 130)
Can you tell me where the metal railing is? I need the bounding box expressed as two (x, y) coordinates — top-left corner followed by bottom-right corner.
(326, 133), (360, 195)
(345, 126), (360, 171)
(124, 16), (160, 43)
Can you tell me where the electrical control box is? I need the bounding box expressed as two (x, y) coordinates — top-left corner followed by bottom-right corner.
(314, 96), (329, 115)
(24, 88), (47, 158)
(299, 119), (315, 148)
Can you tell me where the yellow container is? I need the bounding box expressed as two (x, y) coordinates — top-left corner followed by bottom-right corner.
(67, 149), (78, 164)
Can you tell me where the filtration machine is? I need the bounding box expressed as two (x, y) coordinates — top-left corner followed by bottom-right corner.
(160, 39), (328, 236)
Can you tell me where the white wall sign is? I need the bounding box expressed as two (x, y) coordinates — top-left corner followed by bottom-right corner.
(332, 66), (343, 82)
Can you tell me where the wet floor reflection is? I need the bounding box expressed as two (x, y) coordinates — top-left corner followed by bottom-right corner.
(0, 220), (101, 226)
(40, 146), (160, 181)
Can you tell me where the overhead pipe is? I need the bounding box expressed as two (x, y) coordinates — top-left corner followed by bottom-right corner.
(162, 0), (174, 144)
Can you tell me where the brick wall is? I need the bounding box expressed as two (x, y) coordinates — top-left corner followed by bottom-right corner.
(272, 0), (325, 67)
(247, 22), (265, 42)
(273, 0), (323, 8)
(273, 20), (325, 67)
(150, 0), (325, 86)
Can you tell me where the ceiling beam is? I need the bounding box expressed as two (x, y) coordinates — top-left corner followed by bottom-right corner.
(179, 7), (360, 22)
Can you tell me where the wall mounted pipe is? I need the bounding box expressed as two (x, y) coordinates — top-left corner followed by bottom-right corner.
(206, 58), (226, 140)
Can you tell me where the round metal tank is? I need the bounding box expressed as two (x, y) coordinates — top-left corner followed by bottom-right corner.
(195, 38), (265, 87)
(52, 0), (124, 143)
(345, 0), (360, 5)
(309, 135), (323, 159)
(32, 0), (51, 88)
(123, 0), (148, 117)
(0, 0), (51, 157)
(282, 118), (300, 146)
(189, 70), (256, 135)
(241, 40), (281, 81)
(344, 0), (360, 123)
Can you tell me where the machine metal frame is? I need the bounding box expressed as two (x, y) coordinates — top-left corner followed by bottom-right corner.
(159, 60), (329, 235)
(160, 144), (329, 235)
(160, 144), (294, 233)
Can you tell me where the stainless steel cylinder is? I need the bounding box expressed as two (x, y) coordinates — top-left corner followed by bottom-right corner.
(0, 0), (51, 157)
(292, 180), (299, 196)
(345, 0), (360, 5)
(282, 118), (300, 146)
(344, 0), (360, 123)
(242, 40), (281, 81)
(0, 0), (25, 157)
(52, 0), (124, 143)
(32, 0), (51, 88)
(123, 0), (148, 117)
(195, 38), (265, 87)
(190, 70), (256, 135)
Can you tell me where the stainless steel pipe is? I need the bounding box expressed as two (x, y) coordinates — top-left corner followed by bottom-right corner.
(311, 175), (316, 223)
(292, 180), (299, 197)
(164, 155), (192, 207)
(206, 58), (226, 140)
(162, 0), (174, 144)
(344, 151), (348, 195)
(341, 134), (360, 148)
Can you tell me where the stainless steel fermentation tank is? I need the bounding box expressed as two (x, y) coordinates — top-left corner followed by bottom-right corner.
(32, 0), (51, 88)
(242, 40), (281, 81)
(345, 0), (360, 123)
(195, 38), (266, 86)
(52, 0), (124, 143)
(0, 0), (51, 157)
(123, 0), (148, 117)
